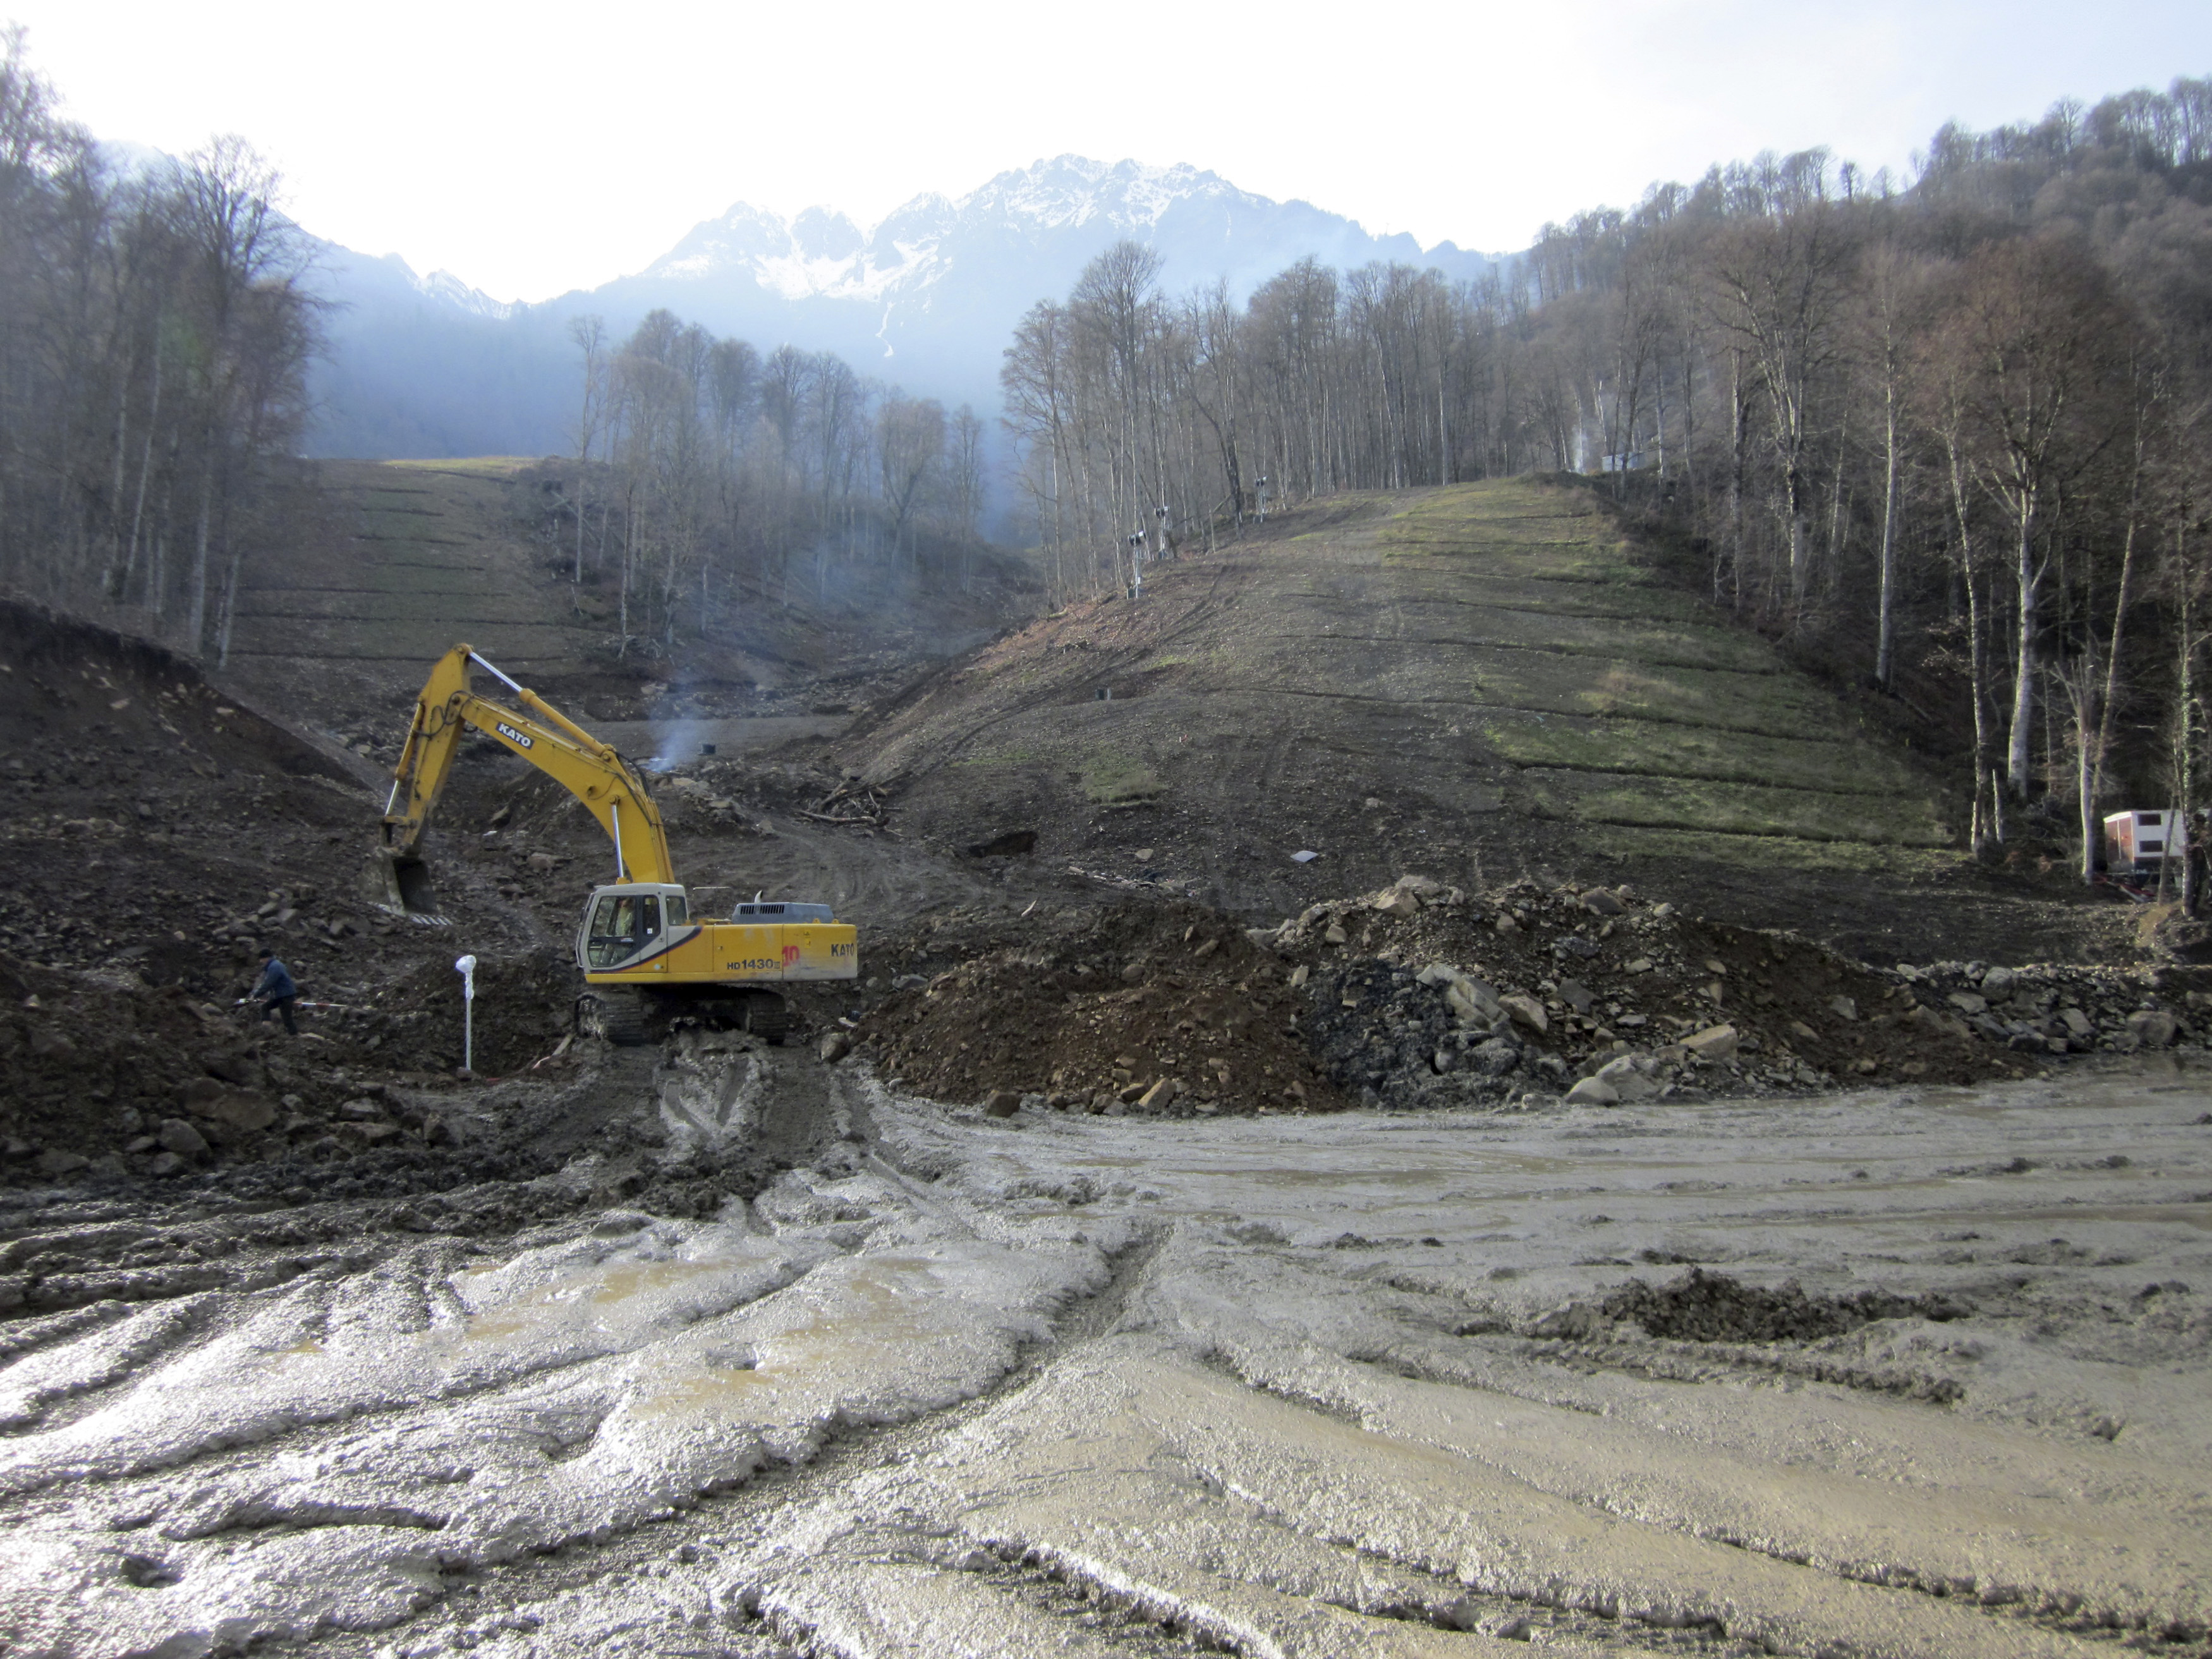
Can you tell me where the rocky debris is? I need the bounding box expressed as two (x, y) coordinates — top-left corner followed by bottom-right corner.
(0, 948), (286, 1179)
(354, 949), (578, 1076)
(1682, 1023), (1739, 1060)
(855, 901), (1347, 1117)
(1270, 877), (2057, 1108)
(1891, 957), (2206, 1057)
(155, 1119), (209, 1157)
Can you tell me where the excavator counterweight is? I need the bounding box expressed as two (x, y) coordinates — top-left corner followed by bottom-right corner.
(375, 645), (857, 1043)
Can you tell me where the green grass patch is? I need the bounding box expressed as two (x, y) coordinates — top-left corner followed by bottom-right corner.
(1583, 823), (1963, 877)
(1569, 661), (1832, 732)
(383, 456), (537, 476)
(1522, 768), (1952, 848)
(1379, 481), (1653, 584)
(1485, 716), (1926, 796)
(1080, 751), (1165, 804)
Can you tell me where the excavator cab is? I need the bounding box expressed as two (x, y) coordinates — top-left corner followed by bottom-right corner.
(578, 883), (691, 970)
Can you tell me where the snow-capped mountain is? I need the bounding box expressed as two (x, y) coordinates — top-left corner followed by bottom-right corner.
(305, 157), (1499, 460)
(621, 157), (1491, 349)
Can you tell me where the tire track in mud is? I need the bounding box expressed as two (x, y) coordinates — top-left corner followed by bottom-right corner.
(8, 1071), (2208, 1658)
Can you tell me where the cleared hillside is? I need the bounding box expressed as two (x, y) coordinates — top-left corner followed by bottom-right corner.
(837, 479), (2114, 963)
(220, 458), (1023, 743)
(223, 458), (603, 712)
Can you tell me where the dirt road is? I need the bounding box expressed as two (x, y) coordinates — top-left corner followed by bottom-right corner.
(2, 1055), (2203, 1657)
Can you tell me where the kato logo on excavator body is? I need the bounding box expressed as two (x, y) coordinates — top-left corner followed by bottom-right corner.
(494, 721), (533, 749)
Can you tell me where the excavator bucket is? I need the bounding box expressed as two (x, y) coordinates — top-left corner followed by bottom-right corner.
(370, 848), (441, 915)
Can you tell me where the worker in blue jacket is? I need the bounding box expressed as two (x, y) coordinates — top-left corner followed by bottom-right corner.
(253, 949), (298, 1035)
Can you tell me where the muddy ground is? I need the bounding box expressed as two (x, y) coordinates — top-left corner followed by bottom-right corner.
(0, 474), (2207, 1656)
(0, 1064), (2205, 1658)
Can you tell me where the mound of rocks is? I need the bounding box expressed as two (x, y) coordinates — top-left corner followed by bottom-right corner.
(1892, 959), (2202, 1056)
(1269, 875), (2066, 1107)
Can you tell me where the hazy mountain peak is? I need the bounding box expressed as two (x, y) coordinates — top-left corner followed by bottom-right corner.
(309, 157), (1502, 459)
(790, 205), (865, 262)
(973, 155), (1252, 230)
(416, 269), (518, 319)
(635, 153), (1440, 311)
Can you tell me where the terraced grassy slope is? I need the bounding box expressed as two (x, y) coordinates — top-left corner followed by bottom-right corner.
(1380, 484), (1952, 860)
(840, 477), (1964, 938)
(227, 459), (599, 706)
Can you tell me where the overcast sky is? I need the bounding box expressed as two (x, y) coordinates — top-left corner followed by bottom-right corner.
(10, 0), (2208, 303)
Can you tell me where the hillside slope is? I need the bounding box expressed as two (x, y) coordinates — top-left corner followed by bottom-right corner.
(835, 479), (2119, 963)
(225, 459), (598, 710)
(217, 458), (1026, 750)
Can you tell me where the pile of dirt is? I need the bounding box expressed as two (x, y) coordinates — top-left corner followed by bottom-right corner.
(856, 900), (1348, 1115)
(356, 947), (579, 1077)
(1593, 1268), (1970, 1344)
(0, 951), (247, 1177)
(1270, 876), (2043, 1105)
(0, 595), (529, 1002)
(848, 874), (2180, 1119)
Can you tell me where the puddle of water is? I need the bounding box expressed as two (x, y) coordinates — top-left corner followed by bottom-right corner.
(451, 1239), (781, 1350)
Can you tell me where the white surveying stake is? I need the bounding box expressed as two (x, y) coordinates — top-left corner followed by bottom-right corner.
(454, 953), (478, 1074)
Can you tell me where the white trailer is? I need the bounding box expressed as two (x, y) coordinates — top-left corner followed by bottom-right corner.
(2103, 809), (2187, 876)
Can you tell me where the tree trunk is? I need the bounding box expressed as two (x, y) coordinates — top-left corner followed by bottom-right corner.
(1967, 566), (1994, 849)
(122, 348), (162, 610)
(2184, 533), (2203, 916)
(1875, 387), (1899, 687)
(2090, 404), (2150, 851)
(186, 442), (216, 656)
(2007, 492), (2038, 798)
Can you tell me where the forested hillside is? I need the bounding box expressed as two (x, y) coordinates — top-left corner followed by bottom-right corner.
(1005, 79), (2212, 882)
(0, 34), (1014, 667)
(0, 30), (317, 663)
(556, 310), (1000, 653)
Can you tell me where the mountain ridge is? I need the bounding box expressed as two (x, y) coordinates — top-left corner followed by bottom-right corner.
(305, 155), (1507, 459)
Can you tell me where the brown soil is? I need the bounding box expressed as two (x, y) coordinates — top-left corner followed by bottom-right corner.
(826, 482), (2142, 969)
(856, 901), (1347, 1114)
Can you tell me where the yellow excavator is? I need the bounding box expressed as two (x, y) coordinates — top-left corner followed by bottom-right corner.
(376, 644), (857, 1044)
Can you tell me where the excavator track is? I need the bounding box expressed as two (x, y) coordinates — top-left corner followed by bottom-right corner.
(742, 992), (790, 1045)
(579, 987), (652, 1046)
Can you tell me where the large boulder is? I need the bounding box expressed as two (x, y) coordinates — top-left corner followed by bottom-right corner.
(1501, 995), (1548, 1035)
(1682, 1024), (1739, 1060)
(2127, 1009), (2179, 1048)
(156, 1119), (209, 1157)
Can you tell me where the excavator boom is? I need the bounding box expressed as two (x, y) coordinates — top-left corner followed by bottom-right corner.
(378, 644), (673, 908)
